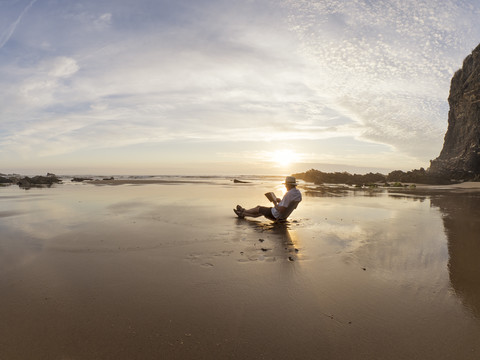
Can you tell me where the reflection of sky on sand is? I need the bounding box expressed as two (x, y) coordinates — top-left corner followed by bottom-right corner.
(292, 193), (452, 317)
(294, 189), (480, 325)
(299, 193), (447, 267)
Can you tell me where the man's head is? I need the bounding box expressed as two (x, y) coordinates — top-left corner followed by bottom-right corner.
(284, 176), (297, 189)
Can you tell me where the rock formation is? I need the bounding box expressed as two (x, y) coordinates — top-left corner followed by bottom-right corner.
(17, 175), (62, 188)
(429, 43), (480, 180)
(0, 176), (13, 184)
(71, 177), (93, 182)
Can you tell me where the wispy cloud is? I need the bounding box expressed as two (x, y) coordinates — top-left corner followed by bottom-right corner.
(279, 0), (480, 158)
(0, 0), (37, 49)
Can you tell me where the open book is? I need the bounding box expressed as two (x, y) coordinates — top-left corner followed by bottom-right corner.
(264, 192), (278, 204)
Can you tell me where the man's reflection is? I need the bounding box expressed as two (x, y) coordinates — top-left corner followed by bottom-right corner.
(236, 219), (300, 262)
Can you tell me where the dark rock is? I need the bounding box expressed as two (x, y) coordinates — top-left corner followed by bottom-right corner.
(31, 175), (61, 184)
(429, 43), (480, 180)
(103, 177), (115, 181)
(233, 179), (250, 183)
(71, 177), (93, 182)
(0, 176), (13, 184)
(17, 175), (62, 188)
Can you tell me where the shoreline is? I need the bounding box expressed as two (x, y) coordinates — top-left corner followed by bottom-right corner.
(2, 172), (480, 190)
(86, 179), (221, 186)
(3, 176), (480, 194)
(84, 178), (480, 190)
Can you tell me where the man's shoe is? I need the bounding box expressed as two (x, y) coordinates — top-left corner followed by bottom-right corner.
(233, 209), (245, 219)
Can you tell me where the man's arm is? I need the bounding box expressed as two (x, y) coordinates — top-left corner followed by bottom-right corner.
(275, 190), (294, 215)
(274, 204), (287, 214)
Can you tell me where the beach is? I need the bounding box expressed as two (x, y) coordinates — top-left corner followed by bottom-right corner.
(1, 176), (480, 359)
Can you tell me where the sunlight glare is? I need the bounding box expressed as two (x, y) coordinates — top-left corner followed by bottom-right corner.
(270, 149), (297, 167)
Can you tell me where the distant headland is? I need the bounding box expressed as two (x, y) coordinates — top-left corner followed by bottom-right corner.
(292, 167), (448, 187)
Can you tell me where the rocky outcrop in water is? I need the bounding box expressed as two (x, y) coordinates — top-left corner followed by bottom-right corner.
(17, 175), (62, 188)
(71, 177), (93, 182)
(429, 43), (480, 180)
(0, 176), (13, 184)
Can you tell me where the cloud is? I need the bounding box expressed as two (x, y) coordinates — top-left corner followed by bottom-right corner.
(48, 57), (79, 78)
(0, 0), (37, 49)
(6, 56), (80, 110)
(279, 0), (480, 160)
(94, 13), (112, 29)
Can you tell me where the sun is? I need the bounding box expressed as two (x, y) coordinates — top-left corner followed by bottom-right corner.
(270, 149), (297, 167)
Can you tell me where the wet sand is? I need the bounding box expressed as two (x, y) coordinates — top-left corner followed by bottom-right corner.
(1, 178), (480, 359)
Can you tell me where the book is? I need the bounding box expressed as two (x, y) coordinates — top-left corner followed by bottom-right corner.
(264, 192), (278, 204)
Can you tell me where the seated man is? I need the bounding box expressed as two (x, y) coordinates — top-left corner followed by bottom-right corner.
(234, 176), (302, 221)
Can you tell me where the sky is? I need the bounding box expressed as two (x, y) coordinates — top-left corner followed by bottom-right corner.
(1, 0), (480, 175)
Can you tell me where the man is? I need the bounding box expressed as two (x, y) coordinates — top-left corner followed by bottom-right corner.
(234, 176), (302, 221)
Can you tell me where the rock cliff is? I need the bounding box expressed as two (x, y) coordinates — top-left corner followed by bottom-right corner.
(429, 43), (480, 180)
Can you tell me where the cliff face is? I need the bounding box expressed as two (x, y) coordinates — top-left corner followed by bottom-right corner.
(429, 43), (480, 180)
